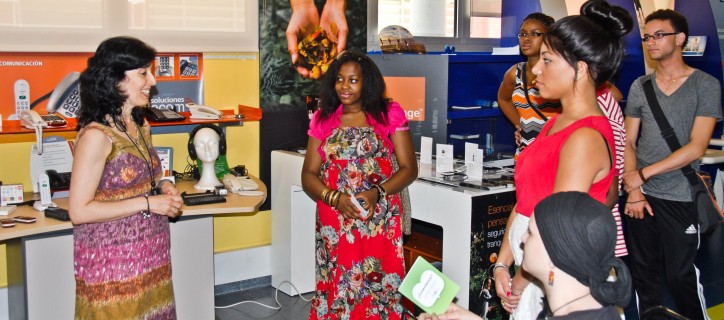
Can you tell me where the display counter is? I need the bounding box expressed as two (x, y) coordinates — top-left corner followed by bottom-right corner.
(3, 177), (266, 320)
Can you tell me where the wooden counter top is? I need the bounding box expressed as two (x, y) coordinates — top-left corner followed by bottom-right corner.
(0, 176), (266, 241)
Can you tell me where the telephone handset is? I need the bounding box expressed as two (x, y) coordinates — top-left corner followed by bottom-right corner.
(28, 72), (80, 121)
(20, 109), (66, 128)
(188, 103), (222, 120)
(20, 110), (47, 129)
(46, 72), (81, 118)
(20, 110), (46, 154)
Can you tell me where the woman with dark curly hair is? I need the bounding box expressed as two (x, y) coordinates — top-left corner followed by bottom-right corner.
(301, 50), (417, 319)
(493, 1), (633, 318)
(69, 36), (183, 319)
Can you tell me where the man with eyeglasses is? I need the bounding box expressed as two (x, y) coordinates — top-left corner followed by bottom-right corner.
(622, 9), (720, 320)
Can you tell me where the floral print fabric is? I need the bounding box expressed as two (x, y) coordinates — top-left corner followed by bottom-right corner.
(310, 126), (405, 320)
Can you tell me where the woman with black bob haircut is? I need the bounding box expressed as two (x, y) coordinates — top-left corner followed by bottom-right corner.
(315, 50), (390, 125)
(70, 36), (183, 318)
(77, 36), (157, 132)
(543, 0), (633, 88)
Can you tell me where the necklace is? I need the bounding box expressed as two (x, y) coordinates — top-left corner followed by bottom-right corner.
(550, 292), (591, 316)
(656, 72), (688, 94)
(122, 124), (156, 219)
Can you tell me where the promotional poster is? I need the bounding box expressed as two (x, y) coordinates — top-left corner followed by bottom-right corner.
(0, 52), (203, 119)
(469, 191), (516, 320)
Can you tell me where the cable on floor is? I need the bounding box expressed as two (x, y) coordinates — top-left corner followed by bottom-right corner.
(214, 280), (312, 310)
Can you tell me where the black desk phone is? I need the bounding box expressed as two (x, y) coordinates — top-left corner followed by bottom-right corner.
(45, 170), (71, 191)
(145, 108), (186, 122)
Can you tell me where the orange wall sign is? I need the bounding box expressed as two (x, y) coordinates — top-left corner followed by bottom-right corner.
(384, 76), (425, 122)
(0, 52), (204, 117)
(0, 53), (91, 116)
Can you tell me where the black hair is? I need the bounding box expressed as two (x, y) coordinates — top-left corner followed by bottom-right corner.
(522, 12), (555, 29)
(535, 192), (632, 308)
(317, 50), (389, 125)
(77, 36), (157, 131)
(645, 9), (689, 49)
(543, 0), (633, 88)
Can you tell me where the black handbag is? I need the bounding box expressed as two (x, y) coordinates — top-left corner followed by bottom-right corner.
(641, 78), (724, 236)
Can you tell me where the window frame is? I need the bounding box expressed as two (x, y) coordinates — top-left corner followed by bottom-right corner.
(0, 0), (259, 52)
(367, 0), (502, 53)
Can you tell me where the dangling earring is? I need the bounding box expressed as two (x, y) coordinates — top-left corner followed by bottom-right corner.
(548, 262), (555, 286)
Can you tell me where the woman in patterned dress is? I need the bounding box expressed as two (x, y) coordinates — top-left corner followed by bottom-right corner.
(497, 12), (561, 157)
(301, 50), (418, 320)
(69, 36), (184, 319)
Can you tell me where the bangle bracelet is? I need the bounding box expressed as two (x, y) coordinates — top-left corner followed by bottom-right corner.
(327, 190), (336, 206)
(143, 194), (151, 219)
(490, 262), (509, 281)
(493, 262), (509, 271)
(373, 184), (387, 202)
(321, 188), (331, 204)
(331, 191), (341, 208)
(638, 168), (650, 183)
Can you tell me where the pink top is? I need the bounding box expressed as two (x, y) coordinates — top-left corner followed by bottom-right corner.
(308, 101), (410, 157)
(514, 115), (616, 217)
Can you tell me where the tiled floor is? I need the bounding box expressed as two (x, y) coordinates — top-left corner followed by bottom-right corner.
(215, 286), (312, 320)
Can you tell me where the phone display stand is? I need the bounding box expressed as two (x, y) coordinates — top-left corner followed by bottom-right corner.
(33, 172), (56, 211)
(32, 201), (57, 212)
(29, 136), (74, 193)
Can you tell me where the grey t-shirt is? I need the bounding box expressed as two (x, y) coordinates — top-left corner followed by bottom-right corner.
(625, 69), (722, 201)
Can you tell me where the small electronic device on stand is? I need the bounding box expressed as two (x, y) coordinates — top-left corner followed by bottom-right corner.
(32, 172), (57, 211)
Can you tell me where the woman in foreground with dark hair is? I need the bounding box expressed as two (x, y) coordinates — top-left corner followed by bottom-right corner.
(420, 192), (632, 320)
(301, 50), (417, 319)
(492, 1), (633, 318)
(70, 36), (183, 319)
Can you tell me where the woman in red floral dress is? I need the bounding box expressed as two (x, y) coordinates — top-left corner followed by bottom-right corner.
(301, 51), (418, 320)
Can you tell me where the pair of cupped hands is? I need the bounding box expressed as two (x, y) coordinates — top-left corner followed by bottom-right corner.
(286, 1), (348, 78)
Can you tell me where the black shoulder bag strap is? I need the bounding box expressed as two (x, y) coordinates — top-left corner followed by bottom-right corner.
(641, 78), (699, 186)
(521, 62), (549, 122)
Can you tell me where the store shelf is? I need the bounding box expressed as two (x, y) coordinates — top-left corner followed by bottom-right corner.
(0, 106), (261, 136)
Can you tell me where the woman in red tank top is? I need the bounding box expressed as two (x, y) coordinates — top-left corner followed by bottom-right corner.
(491, 1), (634, 319)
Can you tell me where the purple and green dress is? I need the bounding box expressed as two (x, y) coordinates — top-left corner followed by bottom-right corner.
(73, 123), (175, 319)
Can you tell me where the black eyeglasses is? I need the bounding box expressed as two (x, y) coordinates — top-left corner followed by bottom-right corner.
(518, 32), (544, 39)
(641, 32), (679, 42)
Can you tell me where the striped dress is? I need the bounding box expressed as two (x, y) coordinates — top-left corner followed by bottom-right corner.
(512, 62), (562, 157)
(73, 123), (176, 319)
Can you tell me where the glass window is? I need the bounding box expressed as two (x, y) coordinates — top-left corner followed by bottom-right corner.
(470, 0), (501, 38)
(0, 0), (102, 28)
(128, 0), (247, 33)
(0, 0), (258, 52)
(378, 0), (455, 37)
(369, 0), (503, 53)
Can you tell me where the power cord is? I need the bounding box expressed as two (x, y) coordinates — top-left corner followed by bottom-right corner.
(214, 280), (312, 310)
